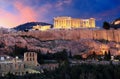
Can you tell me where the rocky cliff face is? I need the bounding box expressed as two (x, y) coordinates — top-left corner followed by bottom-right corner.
(18, 29), (120, 42)
(0, 29), (120, 56)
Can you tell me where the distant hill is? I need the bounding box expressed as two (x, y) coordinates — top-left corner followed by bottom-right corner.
(14, 22), (53, 31)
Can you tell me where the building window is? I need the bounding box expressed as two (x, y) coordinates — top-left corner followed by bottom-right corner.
(30, 58), (32, 61)
(27, 58), (29, 61)
(30, 53), (31, 56)
(15, 72), (17, 75)
(32, 53), (34, 56)
(26, 53), (28, 56)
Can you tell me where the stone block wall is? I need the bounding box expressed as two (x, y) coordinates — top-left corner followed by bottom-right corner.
(18, 29), (120, 42)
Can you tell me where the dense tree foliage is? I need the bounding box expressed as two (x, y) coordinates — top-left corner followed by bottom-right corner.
(73, 55), (83, 60)
(104, 50), (111, 61)
(36, 49), (69, 64)
(114, 55), (120, 60)
(53, 49), (68, 61)
(9, 45), (28, 57)
(2, 63), (120, 79)
(103, 21), (110, 30)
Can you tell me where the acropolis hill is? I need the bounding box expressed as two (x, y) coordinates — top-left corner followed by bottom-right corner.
(0, 28), (120, 56)
(1, 17), (120, 56)
(14, 16), (95, 31)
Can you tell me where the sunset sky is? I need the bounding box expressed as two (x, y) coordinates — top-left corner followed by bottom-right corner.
(0, 0), (120, 28)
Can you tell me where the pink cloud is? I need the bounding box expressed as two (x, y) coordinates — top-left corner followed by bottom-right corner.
(37, 3), (52, 21)
(101, 7), (120, 17)
(0, 0), (72, 28)
(0, 1), (52, 28)
(95, 6), (120, 21)
(0, 1), (37, 28)
(55, 0), (72, 11)
(0, 8), (18, 28)
(63, 0), (72, 4)
(14, 1), (37, 22)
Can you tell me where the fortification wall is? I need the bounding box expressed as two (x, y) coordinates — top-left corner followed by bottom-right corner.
(19, 29), (120, 42)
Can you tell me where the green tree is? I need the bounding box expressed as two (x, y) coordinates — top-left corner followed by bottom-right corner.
(87, 51), (97, 60)
(69, 50), (72, 58)
(73, 55), (82, 60)
(104, 51), (108, 60)
(37, 51), (44, 64)
(103, 21), (110, 30)
(10, 44), (27, 57)
(93, 51), (97, 60)
(5, 72), (16, 79)
(107, 50), (111, 60)
(54, 49), (68, 61)
(104, 50), (111, 61)
(44, 51), (54, 59)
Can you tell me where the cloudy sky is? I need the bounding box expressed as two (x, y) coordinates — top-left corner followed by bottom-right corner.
(0, 0), (120, 28)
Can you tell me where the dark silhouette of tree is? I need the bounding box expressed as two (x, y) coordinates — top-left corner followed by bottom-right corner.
(54, 49), (68, 61)
(114, 55), (120, 60)
(24, 29), (29, 32)
(37, 51), (44, 64)
(68, 50), (72, 58)
(104, 51), (108, 60)
(87, 51), (97, 60)
(103, 21), (110, 30)
(2, 64), (120, 79)
(0, 42), (5, 48)
(107, 50), (111, 60)
(5, 72), (16, 79)
(10, 45), (27, 57)
(73, 55), (83, 60)
(104, 50), (111, 61)
(43, 51), (54, 60)
(93, 51), (97, 60)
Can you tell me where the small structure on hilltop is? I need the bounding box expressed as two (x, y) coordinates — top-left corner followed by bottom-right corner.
(14, 22), (53, 31)
(32, 25), (51, 31)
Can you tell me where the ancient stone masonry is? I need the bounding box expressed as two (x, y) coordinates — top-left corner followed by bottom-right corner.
(0, 56), (26, 76)
(92, 29), (120, 42)
(20, 29), (120, 43)
(54, 16), (95, 29)
(0, 52), (59, 76)
(24, 52), (38, 66)
(0, 52), (40, 76)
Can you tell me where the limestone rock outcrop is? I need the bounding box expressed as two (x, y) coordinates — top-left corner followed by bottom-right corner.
(0, 29), (120, 55)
